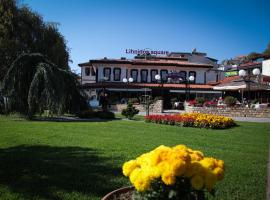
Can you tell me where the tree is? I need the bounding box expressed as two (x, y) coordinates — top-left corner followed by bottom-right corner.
(1, 53), (86, 118)
(0, 0), (70, 81)
(263, 43), (270, 57)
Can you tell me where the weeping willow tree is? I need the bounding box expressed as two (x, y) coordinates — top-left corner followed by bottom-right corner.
(1, 53), (87, 118)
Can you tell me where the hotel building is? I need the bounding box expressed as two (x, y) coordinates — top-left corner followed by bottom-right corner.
(78, 50), (224, 108)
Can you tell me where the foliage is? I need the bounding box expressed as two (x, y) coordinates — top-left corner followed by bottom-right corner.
(123, 145), (224, 199)
(145, 113), (235, 129)
(1, 53), (86, 118)
(224, 96), (237, 107)
(77, 109), (95, 119)
(95, 111), (115, 119)
(0, 0), (70, 81)
(195, 97), (205, 106)
(203, 101), (217, 107)
(121, 103), (139, 119)
(263, 43), (270, 57)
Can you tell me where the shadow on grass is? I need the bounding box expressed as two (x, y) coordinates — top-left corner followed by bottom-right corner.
(0, 145), (123, 199)
(32, 116), (122, 122)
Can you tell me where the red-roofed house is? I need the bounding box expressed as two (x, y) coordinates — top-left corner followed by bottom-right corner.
(78, 51), (223, 109)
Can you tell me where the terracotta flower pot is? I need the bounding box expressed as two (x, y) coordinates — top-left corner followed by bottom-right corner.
(101, 186), (134, 200)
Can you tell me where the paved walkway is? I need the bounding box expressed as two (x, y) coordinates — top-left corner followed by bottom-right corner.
(232, 117), (270, 123)
(133, 112), (270, 123)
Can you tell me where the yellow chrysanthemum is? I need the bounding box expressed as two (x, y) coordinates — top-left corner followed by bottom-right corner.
(122, 160), (138, 177)
(161, 171), (176, 185)
(213, 167), (224, 181)
(191, 175), (204, 190)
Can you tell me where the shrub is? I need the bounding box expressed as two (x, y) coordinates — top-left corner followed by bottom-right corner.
(77, 109), (95, 118)
(224, 96), (237, 107)
(195, 97), (205, 106)
(121, 103), (139, 119)
(95, 111), (115, 119)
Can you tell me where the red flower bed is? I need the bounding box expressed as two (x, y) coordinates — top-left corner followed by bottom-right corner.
(145, 113), (235, 129)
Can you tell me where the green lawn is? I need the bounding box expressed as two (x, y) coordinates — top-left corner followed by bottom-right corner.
(0, 115), (269, 200)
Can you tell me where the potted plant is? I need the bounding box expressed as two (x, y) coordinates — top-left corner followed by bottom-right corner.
(102, 145), (225, 200)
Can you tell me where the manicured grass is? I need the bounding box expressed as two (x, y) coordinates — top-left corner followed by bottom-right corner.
(0, 115), (269, 200)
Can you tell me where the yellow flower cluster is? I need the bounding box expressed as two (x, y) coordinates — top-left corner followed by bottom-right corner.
(181, 113), (235, 129)
(123, 145), (224, 192)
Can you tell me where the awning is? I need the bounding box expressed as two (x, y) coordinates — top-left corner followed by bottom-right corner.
(170, 90), (222, 94)
(106, 88), (152, 92)
(213, 84), (246, 90)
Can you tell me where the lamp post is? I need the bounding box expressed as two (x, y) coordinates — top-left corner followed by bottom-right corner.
(123, 77), (133, 102)
(100, 76), (109, 111)
(185, 75), (195, 101)
(239, 68), (261, 106)
(155, 74), (164, 99)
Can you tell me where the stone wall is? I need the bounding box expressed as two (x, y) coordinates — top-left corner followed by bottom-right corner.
(186, 106), (270, 118)
(109, 100), (163, 113)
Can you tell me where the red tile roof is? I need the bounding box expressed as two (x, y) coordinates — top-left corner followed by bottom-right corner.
(238, 62), (261, 68)
(82, 82), (213, 90)
(79, 58), (213, 68)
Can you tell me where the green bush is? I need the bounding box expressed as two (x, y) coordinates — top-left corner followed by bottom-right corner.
(224, 96), (237, 107)
(121, 103), (139, 119)
(77, 109), (95, 118)
(95, 111), (115, 119)
(195, 97), (205, 106)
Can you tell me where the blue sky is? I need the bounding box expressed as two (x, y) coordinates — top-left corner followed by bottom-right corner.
(21, 0), (270, 73)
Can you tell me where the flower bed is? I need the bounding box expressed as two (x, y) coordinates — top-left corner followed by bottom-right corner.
(123, 145), (225, 199)
(145, 113), (235, 129)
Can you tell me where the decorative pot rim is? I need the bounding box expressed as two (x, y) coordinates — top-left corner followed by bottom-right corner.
(101, 186), (134, 200)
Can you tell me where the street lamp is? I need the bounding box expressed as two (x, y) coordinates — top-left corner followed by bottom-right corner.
(185, 75), (195, 101)
(155, 74), (164, 99)
(239, 68), (261, 106)
(123, 77), (133, 101)
(99, 76), (109, 111)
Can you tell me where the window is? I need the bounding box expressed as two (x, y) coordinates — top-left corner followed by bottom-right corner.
(91, 67), (96, 76)
(179, 71), (187, 81)
(151, 70), (158, 82)
(131, 69), (138, 82)
(140, 69), (148, 83)
(85, 67), (90, 76)
(113, 68), (121, 81)
(160, 70), (168, 81)
(189, 71), (196, 83)
(103, 67), (111, 81)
